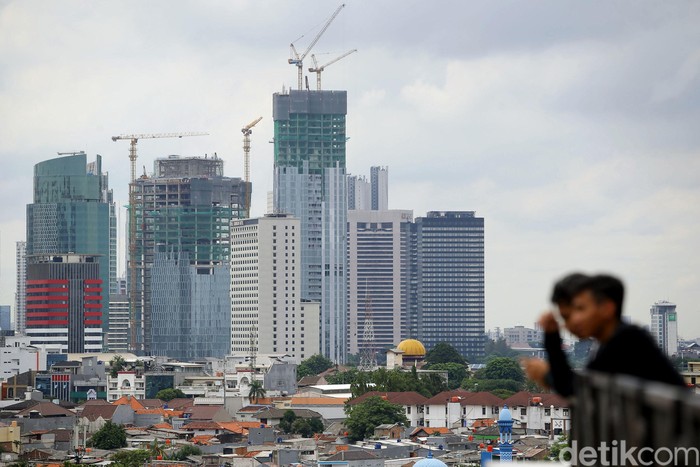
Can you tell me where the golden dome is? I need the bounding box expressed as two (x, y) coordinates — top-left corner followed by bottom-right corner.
(397, 339), (426, 357)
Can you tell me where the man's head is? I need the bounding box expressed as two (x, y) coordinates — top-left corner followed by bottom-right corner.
(567, 274), (625, 341)
(551, 273), (589, 335)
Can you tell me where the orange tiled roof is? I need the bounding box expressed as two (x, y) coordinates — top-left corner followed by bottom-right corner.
(410, 426), (454, 436)
(151, 422), (173, 430)
(472, 418), (496, 428)
(112, 395), (145, 410)
(191, 434), (215, 445)
(244, 450), (263, 458)
(218, 421), (264, 435)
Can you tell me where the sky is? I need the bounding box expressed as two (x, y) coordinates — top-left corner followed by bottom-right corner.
(1, 1), (699, 338)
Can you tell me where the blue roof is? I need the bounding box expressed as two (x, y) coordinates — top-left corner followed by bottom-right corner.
(499, 404), (513, 421)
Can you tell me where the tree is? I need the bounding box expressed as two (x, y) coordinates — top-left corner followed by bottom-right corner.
(479, 357), (524, 382)
(109, 355), (127, 378)
(110, 449), (151, 467)
(173, 445), (202, 461)
(155, 388), (187, 401)
(427, 362), (469, 390)
(344, 396), (408, 442)
(291, 418), (324, 437)
(279, 410), (297, 434)
(483, 338), (518, 359)
(297, 354), (334, 379)
(88, 420), (126, 450)
(247, 380), (266, 404)
(425, 342), (467, 366)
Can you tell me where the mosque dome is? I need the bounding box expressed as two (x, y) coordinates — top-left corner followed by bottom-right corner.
(397, 339), (426, 356)
(499, 405), (513, 422)
(414, 452), (447, 467)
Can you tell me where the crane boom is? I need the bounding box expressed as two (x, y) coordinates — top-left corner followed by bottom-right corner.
(111, 130), (208, 354)
(308, 49), (357, 90)
(242, 117), (262, 218)
(288, 4), (345, 90)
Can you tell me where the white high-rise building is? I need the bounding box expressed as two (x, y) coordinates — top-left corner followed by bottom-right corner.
(347, 209), (413, 356)
(348, 175), (371, 210)
(230, 214), (319, 363)
(370, 166), (389, 211)
(15, 241), (26, 333)
(650, 300), (678, 356)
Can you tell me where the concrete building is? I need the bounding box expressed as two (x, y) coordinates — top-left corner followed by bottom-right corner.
(407, 211), (485, 360)
(273, 89), (348, 363)
(347, 175), (370, 210)
(15, 241), (26, 333)
(107, 294), (129, 352)
(0, 343), (46, 380)
(0, 306), (10, 332)
(26, 153), (115, 340)
(650, 300), (678, 356)
(370, 166), (388, 211)
(25, 254), (104, 353)
(230, 214), (319, 363)
(130, 155), (248, 355)
(503, 326), (543, 347)
(347, 209), (413, 357)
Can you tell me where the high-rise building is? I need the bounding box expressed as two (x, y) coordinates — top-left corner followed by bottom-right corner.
(15, 241), (26, 333)
(273, 89), (348, 363)
(0, 305), (11, 332)
(230, 214), (319, 363)
(130, 155), (248, 355)
(26, 253), (103, 352)
(407, 211), (485, 359)
(26, 153), (114, 344)
(151, 251), (231, 360)
(370, 166), (388, 211)
(347, 175), (370, 210)
(650, 300), (678, 356)
(347, 209), (413, 358)
(108, 294), (129, 352)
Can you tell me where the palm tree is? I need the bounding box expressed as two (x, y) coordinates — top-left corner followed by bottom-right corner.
(247, 380), (266, 404)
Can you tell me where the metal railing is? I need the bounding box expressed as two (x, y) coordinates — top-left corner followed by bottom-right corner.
(571, 371), (700, 465)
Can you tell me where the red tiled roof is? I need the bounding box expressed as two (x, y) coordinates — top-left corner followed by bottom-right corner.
(182, 421), (221, 430)
(348, 391), (428, 406)
(165, 398), (194, 410)
(151, 422), (173, 429)
(424, 389), (473, 405)
(191, 434), (215, 445)
(290, 397), (346, 405)
(502, 391), (570, 408)
(460, 392), (504, 406)
(113, 395), (145, 410)
(218, 421), (264, 435)
(16, 402), (75, 418)
(410, 426), (453, 436)
(140, 399), (165, 409)
(81, 404), (119, 421)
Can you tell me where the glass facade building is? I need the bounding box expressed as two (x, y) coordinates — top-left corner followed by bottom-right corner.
(273, 90), (348, 363)
(130, 155), (248, 355)
(407, 211), (485, 359)
(26, 153), (114, 341)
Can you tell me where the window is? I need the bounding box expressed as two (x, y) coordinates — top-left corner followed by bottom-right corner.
(482, 407), (486, 415)
(545, 408), (551, 416)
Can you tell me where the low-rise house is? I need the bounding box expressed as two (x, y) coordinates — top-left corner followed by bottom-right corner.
(79, 400), (135, 433)
(424, 390), (504, 428)
(252, 407), (322, 426)
(503, 392), (571, 435)
(282, 396), (346, 420)
(183, 405), (232, 423)
(0, 420), (21, 453)
(321, 449), (383, 467)
(373, 423), (403, 440)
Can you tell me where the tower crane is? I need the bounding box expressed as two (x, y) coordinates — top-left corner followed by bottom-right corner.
(242, 117), (262, 218)
(111, 131), (208, 353)
(309, 49), (357, 91)
(288, 4), (345, 91)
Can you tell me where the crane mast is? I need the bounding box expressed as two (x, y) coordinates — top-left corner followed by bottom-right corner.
(241, 117), (262, 218)
(111, 131), (208, 353)
(288, 4), (345, 90)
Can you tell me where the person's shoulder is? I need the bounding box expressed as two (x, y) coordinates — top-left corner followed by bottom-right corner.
(614, 323), (653, 341)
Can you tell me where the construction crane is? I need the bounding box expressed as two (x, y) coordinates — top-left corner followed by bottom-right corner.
(242, 117), (262, 218)
(111, 131), (208, 353)
(309, 49), (357, 91)
(288, 4), (345, 91)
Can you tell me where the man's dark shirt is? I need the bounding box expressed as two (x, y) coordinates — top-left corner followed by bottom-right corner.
(544, 322), (686, 397)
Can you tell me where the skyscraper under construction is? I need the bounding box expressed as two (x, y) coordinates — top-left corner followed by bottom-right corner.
(129, 155), (249, 358)
(273, 89), (348, 363)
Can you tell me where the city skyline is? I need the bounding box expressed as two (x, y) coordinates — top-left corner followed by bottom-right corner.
(0, 1), (699, 338)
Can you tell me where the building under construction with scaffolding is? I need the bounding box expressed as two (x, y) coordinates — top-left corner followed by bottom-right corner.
(129, 155), (250, 358)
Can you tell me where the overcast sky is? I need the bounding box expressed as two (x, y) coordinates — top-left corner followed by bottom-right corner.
(1, 1), (699, 338)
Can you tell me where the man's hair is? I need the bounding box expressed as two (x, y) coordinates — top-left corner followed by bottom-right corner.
(581, 274), (625, 319)
(551, 272), (589, 305)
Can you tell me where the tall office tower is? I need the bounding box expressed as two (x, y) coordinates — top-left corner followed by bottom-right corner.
(273, 90), (348, 363)
(26, 153), (113, 343)
(87, 161), (118, 295)
(230, 214), (319, 363)
(370, 166), (388, 211)
(130, 155), (249, 355)
(151, 251), (231, 360)
(108, 294), (129, 352)
(347, 175), (370, 210)
(650, 300), (678, 356)
(347, 210), (413, 358)
(26, 254), (103, 352)
(15, 241), (26, 333)
(407, 211), (485, 360)
(0, 305), (10, 331)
